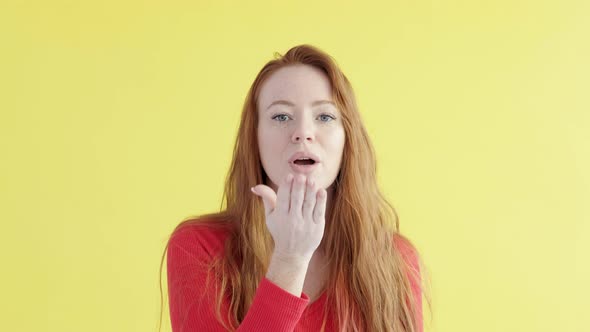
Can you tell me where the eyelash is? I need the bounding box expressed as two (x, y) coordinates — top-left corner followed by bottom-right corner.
(271, 113), (336, 123)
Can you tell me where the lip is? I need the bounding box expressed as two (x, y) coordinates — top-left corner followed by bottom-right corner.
(288, 151), (321, 164)
(289, 162), (320, 174)
(288, 151), (321, 174)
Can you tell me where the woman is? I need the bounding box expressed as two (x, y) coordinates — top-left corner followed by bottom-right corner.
(159, 44), (428, 332)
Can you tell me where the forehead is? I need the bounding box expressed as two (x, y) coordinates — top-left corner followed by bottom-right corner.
(257, 65), (333, 111)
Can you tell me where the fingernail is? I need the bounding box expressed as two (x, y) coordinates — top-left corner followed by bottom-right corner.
(250, 187), (256, 194)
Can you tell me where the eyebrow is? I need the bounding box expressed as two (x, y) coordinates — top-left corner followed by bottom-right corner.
(265, 99), (336, 111)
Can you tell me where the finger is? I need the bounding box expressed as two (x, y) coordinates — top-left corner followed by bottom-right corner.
(276, 173), (293, 213)
(290, 174), (306, 216)
(313, 188), (327, 225)
(251, 185), (277, 215)
(302, 178), (316, 221)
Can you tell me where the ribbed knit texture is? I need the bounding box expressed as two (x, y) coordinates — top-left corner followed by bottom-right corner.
(167, 223), (423, 332)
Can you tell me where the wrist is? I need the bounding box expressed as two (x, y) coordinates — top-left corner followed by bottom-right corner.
(270, 252), (312, 266)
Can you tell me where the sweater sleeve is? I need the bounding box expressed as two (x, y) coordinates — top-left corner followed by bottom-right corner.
(394, 235), (424, 332)
(166, 225), (310, 332)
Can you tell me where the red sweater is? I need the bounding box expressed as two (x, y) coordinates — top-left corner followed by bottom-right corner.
(167, 223), (423, 332)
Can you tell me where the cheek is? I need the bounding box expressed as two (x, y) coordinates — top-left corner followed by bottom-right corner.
(258, 128), (287, 162)
(327, 131), (345, 169)
(259, 123), (283, 141)
(325, 128), (345, 153)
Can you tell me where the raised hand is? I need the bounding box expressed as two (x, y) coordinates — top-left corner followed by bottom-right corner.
(251, 173), (327, 260)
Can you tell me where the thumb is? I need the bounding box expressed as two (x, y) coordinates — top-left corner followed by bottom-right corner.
(250, 184), (277, 215)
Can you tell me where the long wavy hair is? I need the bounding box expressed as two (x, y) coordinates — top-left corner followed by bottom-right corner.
(158, 44), (431, 332)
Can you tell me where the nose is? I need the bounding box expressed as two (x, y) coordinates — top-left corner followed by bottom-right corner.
(291, 116), (315, 143)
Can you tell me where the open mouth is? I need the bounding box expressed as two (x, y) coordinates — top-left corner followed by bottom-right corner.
(293, 158), (316, 165)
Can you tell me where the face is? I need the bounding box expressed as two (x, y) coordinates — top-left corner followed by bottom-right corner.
(257, 64), (345, 192)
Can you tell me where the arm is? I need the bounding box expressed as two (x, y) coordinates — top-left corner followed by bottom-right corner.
(166, 226), (310, 332)
(265, 254), (311, 298)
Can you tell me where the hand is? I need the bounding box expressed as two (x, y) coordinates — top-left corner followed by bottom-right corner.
(251, 173), (327, 261)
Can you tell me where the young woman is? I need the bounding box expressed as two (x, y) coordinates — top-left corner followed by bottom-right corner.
(159, 44), (428, 332)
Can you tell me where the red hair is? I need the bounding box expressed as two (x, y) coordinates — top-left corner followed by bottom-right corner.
(159, 44), (431, 331)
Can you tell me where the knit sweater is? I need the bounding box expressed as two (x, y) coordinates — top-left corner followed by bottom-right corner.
(167, 222), (423, 332)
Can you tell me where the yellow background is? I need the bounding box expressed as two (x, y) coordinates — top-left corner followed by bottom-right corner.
(1, 1), (588, 331)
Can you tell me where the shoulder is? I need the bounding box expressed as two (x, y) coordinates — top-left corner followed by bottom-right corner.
(393, 233), (420, 270)
(168, 219), (234, 260)
(393, 233), (424, 332)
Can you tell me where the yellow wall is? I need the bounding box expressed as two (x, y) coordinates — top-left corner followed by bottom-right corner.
(1, 1), (588, 331)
